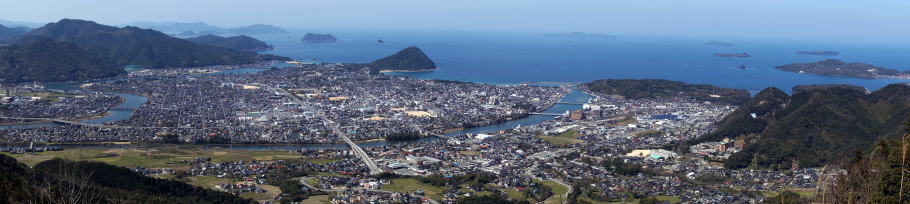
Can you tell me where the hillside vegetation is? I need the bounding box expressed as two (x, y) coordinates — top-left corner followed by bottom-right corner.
(583, 79), (751, 105)
(0, 154), (252, 203)
(700, 84), (910, 169)
(369, 46), (437, 72)
(0, 38), (124, 83)
(186, 34), (273, 52)
(8, 19), (287, 69)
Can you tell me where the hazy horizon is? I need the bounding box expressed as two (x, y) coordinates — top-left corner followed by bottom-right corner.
(2, 0), (910, 43)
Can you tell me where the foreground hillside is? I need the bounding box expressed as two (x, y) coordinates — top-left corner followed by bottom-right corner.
(699, 84), (910, 169)
(7, 19), (288, 69)
(0, 154), (251, 204)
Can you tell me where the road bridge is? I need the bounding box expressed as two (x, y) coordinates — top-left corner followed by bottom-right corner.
(555, 102), (585, 105)
(530, 112), (566, 116)
(277, 88), (384, 175)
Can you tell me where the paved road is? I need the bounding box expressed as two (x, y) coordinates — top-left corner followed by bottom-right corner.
(276, 88), (384, 175)
(326, 119), (384, 175)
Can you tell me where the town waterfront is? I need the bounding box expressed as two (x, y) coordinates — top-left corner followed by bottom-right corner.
(7, 30), (910, 148)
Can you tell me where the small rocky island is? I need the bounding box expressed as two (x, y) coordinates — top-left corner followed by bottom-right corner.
(581, 79), (751, 105)
(542, 32), (616, 39)
(797, 50), (839, 56)
(775, 59), (908, 79)
(369, 46), (437, 72)
(705, 41), (734, 47)
(301, 33), (337, 43)
(713, 53), (750, 58)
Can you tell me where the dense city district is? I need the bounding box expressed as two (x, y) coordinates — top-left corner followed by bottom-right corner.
(1, 62), (826, 203)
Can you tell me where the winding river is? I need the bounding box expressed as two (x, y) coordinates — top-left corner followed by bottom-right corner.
(1, 66), (592, 150)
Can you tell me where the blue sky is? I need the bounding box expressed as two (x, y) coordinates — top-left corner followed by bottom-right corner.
(2, 0), (909, 42)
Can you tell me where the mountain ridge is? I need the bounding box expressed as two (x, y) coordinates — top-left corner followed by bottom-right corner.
(705, 84), (910, 169)
(0, 24), (31, 41)
(0, 38), (124, 83)
(186, 34), (273, 52)
(582, 79), (751, 105)
(8, 19), (288, 69)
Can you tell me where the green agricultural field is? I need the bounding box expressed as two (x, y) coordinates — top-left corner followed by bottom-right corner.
(761, 188), (817, 200)
(539, 180), (570, 204)
(241, 184), (281, 202)
(380, 178), (445, 201)
(3, 146), (304, 168)
(308, 158), (340, 165)
(503, 188), (525, 201)
(301, 195), (332, 204)
(190, 176), (234, 190)
(537, 129), (583, 145)
(579, 194), (680, 204)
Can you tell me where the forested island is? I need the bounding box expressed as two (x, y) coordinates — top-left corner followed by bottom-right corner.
(704, 41), (734, 46)
(712, 53), (750, 58)
(186, 34), (273, 52)
(582, 79), (751, 105)
(796, 50), (839, 56)
(775, 59), (908, 79)
(369, 46), (437, 72)
(134, 22), (287, 35)
(227, 24), (287, 35)
(542, 32), (616, 39)
(301, 33), (337, 43)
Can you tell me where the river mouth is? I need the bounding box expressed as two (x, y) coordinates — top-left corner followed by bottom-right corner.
(0, 66), (592, 149)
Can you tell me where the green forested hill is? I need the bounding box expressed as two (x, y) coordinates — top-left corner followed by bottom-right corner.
(186, 34), (273, 52)
(369, 46), (437, 72)
(0, 38), (124, 83)
(710, 84), (910, 169)
(690, 87), (789, 145)
(583, 79), (751, 105)
(0, 154), (252, 204)
(11, 19), (287, 69)
(0, 24), (29, 41)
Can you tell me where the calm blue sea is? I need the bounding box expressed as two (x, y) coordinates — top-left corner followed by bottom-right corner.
(259, 30), (910, 94)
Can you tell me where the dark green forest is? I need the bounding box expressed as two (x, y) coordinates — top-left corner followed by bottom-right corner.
(0, 154), (252, 204)
(583, 79), (751, 105)
(0, 38), (124, 83)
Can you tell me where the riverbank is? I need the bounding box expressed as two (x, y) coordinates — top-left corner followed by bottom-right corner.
(0, 120), (51, 126)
